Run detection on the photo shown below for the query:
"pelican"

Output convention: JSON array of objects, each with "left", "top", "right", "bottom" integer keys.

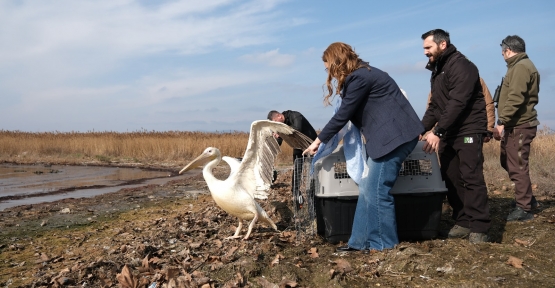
[{"left": 179, "top": 120, "right": 314, "bottom": 240}]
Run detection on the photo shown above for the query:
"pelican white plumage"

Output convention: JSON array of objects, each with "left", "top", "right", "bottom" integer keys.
[{"left": 179, "top": 120, "right": 313, "bottom": 240}]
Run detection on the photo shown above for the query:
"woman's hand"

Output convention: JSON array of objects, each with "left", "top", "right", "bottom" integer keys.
[{"left": 303, "top": 138, "right": 322, "bottom": 156}]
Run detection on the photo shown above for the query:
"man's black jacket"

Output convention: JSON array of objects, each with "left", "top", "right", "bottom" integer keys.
[
  {"left": 277, "top": 110, "right": 317, "bottom": 157},
  {"left": 421, "top": 44, "right": 487, "bottom": 137}
]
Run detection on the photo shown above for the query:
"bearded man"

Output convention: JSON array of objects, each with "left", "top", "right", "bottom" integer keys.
[{"left": 420, "top": 29, "right": 491, "bottom": 244}]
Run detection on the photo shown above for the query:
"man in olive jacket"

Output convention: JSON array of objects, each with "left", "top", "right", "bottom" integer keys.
[
  {"left": 420, "top": 29, "right": 490, "bottom": 244},
  {"left": 494, "top": 35, "right": 540, "bottom": 221}
]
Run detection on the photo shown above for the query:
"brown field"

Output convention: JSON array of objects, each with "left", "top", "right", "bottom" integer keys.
[
  {"left": 0, "top": 130, "right": 295, "bottom": 167},
  {"left": 1, "top": 129, "right": 553, "bottom": 195},
  {"left": 482, "top": 127, "right": 555, "bottom": 197}
]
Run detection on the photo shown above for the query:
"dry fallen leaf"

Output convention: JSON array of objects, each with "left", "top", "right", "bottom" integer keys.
[
  {"left": 166, "top": 268, "right": 180, "bottom": 281},
  {"left": 235, "top": 272, "right": 244, "bottom": 286},
  {"left": 308, "top": 247, "right": 319, "bottom": 258},
  {"left": 334, "top": 259, "right": 353, "bottom": 274},
  {"left": 181, "top": 273, "right": 193, "bottom": 283},
  {"left": 40, "top": 253, "right": 50, "bottom": 262},
  {"left": 192, "top": 270, "right": 205, "bottom": 279},
  {"left": 196, "top": 277, "right": 210, "bottom": 286},
  {"left": 138, "top": 255, "right": 154, "bottom": 273},
  {"left": 514, "top": 239, "right": 531, "bottom": 246},
  {"left": 257, "top": 277, "right": 278, "bottom": 288},
  {"left": 222, "top": 246, "right": 239, "bottom": 263},
  {"left": 279, "top": 231, "right": 296, "bottom": 243},
  {"left": 116, "top": 265, "right": 138, "bottom": 288},
  {"left": 329, "top": 269, "right": 336, "bottom": 279},
  {"left": 506, "top": 256, "right": 523, "bottom": 269},
  {"left": 190, "top": 242, "right": 203, "bottom": 248},
  {"left": 166, "top": 278, "right": 177, "bottom": 288},
  {"left": 271, "top": 253, "right": 285, "bottom": 267},
  {"left": 226, "top": 246, "right": 238, "bottom": 257},
  {"left": 214, "top": 239, "right": 223, "bottom": 248}
]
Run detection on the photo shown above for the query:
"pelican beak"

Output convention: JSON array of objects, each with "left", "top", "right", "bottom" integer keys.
[{"left": 179, "top": 152, "right": 215, "bottom": 174}]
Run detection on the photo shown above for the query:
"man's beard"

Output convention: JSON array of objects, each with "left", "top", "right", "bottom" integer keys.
[{"left": 428, "top": 48, "right": 444, "bottom": 63}]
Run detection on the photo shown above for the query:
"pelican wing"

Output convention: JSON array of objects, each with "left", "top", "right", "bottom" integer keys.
[
  {"left": 232, "top": 120, "right": 314, "bottom": 199},
  {"left": 276, "top": 128, "right": 314, "bottom": 150},
  {"left": 222, "top": 156, "right": 241, "bottom": 176}
]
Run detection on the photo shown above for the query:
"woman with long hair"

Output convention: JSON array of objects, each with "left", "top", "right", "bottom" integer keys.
[{"left": 304, "top": 42, "right": 424, "bottom": 251}]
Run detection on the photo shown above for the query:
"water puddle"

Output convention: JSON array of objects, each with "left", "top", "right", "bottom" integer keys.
[{"left": 0, "top": 164, "right": 190, "bottom": 211}]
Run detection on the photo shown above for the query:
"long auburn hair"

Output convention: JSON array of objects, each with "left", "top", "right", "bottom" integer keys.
[{"left": 322, "top": 42, "right": 368, "bottom": 106}]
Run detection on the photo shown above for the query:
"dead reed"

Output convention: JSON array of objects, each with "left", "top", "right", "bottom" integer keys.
[
  {"left": 0, "top": 130, "right": 294, "bottom": 166},
  {"left": 481, "top": 126, "right": 555, "bottom": 197},
  {"left": 1, "top": 129, "right": 553, "bottom": 195}
]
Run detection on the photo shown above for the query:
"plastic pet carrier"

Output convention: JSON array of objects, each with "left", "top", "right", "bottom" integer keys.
[{"left": 294, "top": 141, "right": 447, "bottom": 244}]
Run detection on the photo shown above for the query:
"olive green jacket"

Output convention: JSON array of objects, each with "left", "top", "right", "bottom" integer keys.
[{"left": 498, "top": 53, "right": 540, "bottom": 128}]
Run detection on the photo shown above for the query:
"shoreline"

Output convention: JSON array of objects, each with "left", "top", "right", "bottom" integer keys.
[{"left": 0, "top": 161, "right": 192, "bottom": 211}]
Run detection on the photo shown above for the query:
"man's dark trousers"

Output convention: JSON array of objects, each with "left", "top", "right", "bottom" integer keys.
[
  {"left": 439, "top": 134, "right": 491, "bottom": 233},
  {"left": 500, "top": 124, "right": 537, "bottom": 211},
  {"left": 292, "top": 149, "right": 304, "bottom": 194}
]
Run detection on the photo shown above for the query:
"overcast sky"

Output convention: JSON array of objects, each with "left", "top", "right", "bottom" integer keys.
[{"left": 1, "top": 0, "right": 554, "bottom": 133}]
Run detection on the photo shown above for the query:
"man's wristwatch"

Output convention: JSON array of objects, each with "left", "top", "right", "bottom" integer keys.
[{"left": 497, "top": 119, "right": 505, "bottom": 126}]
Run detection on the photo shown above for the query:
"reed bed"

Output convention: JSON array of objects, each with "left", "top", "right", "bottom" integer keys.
[
  {"left": 1, "top": 129, "right": 553, "bottom": 195},
  {"left": 478, "top": 127, "right": 554, "bottom": 197},
  {"left": 0, "top": 130, "right": 294, "bottom": 165}
]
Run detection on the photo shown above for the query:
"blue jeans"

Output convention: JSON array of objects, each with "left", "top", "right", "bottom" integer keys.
[{"left": 347, "top": 138, "right": 418, "bottom": 251}]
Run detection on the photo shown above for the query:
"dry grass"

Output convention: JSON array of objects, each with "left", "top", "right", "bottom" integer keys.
[
  {"left": 0, "top": 130, "right": 294, "bottom": 166},
  {"left": 1, "top": 129, "right": 553, "bottom": 195},
  {"left": 483, "top": 127, "right": 555, "bottom": 197}
]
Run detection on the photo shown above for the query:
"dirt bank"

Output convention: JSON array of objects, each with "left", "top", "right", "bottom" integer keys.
[{"left": 1, "top": 165, "right": 555, "bottom": 287}]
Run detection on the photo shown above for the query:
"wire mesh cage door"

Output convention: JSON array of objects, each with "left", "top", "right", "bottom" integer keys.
[
  {"left": 398, "top": 159, "right": 433, "bottom": 177},
  {"left": 292, "top": 156, "right": 316, "bottom": 242}
]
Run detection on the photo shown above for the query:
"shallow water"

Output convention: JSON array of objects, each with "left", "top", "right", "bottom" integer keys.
[{"left": 0, "top": 164, "right": 190, "bottom": 211}]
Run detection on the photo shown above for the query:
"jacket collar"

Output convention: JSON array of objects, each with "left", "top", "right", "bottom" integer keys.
[
  {"left": 425, "top": 44, "right": 457, "bottom": 72},
  {"left": 505, "top": 52, "right": 528, "bottom": 67}
]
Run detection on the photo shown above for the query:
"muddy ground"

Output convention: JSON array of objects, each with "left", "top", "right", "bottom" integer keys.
[{"left": 1, "top": 164, "right": 555, "bottom": 287}]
